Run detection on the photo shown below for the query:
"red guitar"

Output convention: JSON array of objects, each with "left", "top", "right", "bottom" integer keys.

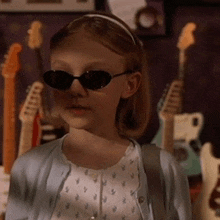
[
  {"left": 1, "top": 43, "right": 22, "bottom": 174},
  {"left": 27, "top": 20, "right": 47, "bottom": 146},
  {"left": 27, "top": 20, "right": 67, "bottom": 145}
]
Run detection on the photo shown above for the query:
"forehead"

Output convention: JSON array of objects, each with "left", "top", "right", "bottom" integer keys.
[{"left": 50, "top": 32, "right": 126, "bottom": 69}]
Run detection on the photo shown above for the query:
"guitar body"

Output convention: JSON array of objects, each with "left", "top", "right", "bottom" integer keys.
[
  {"left": 174, "top": 140, "right": 201, "bottom": 176},
  {"left": 152, "top": 112, "right": 203, "bottom": 177},
  {"left": 193, "top": 143, "right": 220, "bottom": 220}
]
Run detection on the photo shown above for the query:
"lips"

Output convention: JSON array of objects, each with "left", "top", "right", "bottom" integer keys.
[
  {"left": 65, "top": 105, "right": 91, "bottom": 115},
  {"left": 66, "top": 105, "right": 91, "bottom": 110}
]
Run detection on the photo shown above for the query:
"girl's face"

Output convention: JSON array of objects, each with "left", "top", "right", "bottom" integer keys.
[{"left": 51, "top": 32, "right": 140, "bottom": 136}]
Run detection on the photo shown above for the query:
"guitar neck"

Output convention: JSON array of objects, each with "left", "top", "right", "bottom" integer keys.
[
  {"left": 178, "top": 50, "right": 185, "bottom": 80},
  {"left": 34, "top": 48, "right": 51, "bottom": 118},
  {"left": 161, "top": 118, "right": 175, "bottom": 154},
  {"left": 178, "top": 50, "right": 186, "bottom": 112},
  {"left": 18, "top": 121, "right": 34, "bottom": 156},
  {"left": 35, "top": 48, "right": 44, "bottom": 80},
  {"left": 3, "top": 77, "right": 17, "bottom": 174}
]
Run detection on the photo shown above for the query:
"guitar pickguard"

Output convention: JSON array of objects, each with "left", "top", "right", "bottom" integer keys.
[{"left": 152, "top": 112, "right": 203, "bottom": 177}]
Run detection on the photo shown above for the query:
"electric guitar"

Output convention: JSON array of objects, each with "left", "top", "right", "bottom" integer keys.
[
  {"left": 18, "top": 81, "right": 44, "bottom": 156},
  {"left": 27, "top": 20, "right": 44, "bottom": 79},
  {"left": 27, "top": 20, "right": 64, "bottom": 145},
  {"left": 0, "top": 166, "right": 10, "bottom": 217},
  {"left": 192, "top": 142, "right": 220, "bottom": 220},
  {"left": 174, "top": 22, "right": 203, "bottom": 177},
  {"left": 1, "top": 43, "right": 22, "bottom": 174},
  {"left": 154, "top": 80, "right": 183, "bottom": 154},
  {"left": 152, "top": 22, "right": 202, "bottom": 177}
]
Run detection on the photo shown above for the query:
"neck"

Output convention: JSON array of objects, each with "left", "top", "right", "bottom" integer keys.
[
  {"left": 67, "top": 127, "right": 129, "bottom": 149},
  {"left": 62, "top": 128, "right": 130, "bottom": 169}
]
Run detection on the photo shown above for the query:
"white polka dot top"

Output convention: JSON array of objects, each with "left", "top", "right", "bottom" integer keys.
[{"left": 51, "top": 142, "right": 142, "bottom": 220}]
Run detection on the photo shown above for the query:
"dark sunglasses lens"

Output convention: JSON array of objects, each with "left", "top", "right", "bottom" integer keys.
[
  {"left": 43, "top": 70, "right": 73, "bottom": 90},
  {"left": 81, "top": 71, "right": 112, "bottom": 90}
]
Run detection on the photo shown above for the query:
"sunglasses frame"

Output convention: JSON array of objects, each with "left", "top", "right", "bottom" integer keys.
[{"left": 43, "top": 69, "right": 134, "bottom": 91}]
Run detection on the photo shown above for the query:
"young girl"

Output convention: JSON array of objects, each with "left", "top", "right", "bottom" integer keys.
[{"left": 6, "top": 12, "right": 192, "bottom": 220}]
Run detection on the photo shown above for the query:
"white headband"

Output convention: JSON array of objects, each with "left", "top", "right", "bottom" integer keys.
[{"left": 84, "top": 14, "right": 136, "bottom": 45}]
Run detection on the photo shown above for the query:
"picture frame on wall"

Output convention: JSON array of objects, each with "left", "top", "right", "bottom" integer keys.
[
  {"left": 0, "top": 0, "right": 95, "bottom": 12},
  {"left": 105, "top": 0, "right": 166, "bottom": 36}
]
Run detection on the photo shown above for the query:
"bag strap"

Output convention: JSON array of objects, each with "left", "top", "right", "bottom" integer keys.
[{"left": 141, "top": 144, "right": 166, "bottom": 220}]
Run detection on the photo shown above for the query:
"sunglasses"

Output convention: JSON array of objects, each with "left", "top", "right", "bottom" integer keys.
[{"left": 43, "top": 70, "right": 133, "bottom": 91}]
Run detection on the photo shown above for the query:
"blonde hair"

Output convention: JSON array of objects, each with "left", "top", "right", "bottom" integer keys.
[{"left": 50, "top": 12, "right": 151, "bottom": 139}]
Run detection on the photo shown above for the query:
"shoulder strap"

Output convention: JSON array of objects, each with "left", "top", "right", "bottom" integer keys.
[{"left": 141, "top": 144, "right": 166, "bottom": 220}]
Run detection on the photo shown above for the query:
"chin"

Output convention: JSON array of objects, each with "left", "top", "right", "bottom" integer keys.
[{"left": 61, "top": 115, "right": 93, "bottom": 130}]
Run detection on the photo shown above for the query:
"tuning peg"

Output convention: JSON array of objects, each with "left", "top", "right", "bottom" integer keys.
[
  {"left": 157, "top": 100, "right": 163, "bottom": 111},
  {"left": 27, "top": 29, "right": 32, "bottom": 34},
  {"left": 26, "top": 85, "right": 32, "bottom": 93}
]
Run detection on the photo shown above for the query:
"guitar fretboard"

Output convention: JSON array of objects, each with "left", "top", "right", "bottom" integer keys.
[{"left": 18, "top": 122, "right": 34, "bottom": 156}]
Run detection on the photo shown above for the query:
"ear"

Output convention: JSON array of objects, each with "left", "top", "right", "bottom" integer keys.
[{"left": 121, "top": 72, "right": 142, "bottom": 99}]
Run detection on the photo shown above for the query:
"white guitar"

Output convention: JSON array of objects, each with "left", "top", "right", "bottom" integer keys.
[
  {"left": 0, "top": 166, "right": 10, "bottom": 217},
  {"left": 192, "top": 142, "right": 220, "bottom": 220},
  {"left": 18, "top": 81, "right": 44, "bottom": 156}
]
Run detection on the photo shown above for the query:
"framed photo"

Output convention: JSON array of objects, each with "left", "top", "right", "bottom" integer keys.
[
  {"left": 0, "top": 0, "right": 95, "bottom": 12},
  {"left": 106, "top": 0, "right": 166, "bottom": 36}
]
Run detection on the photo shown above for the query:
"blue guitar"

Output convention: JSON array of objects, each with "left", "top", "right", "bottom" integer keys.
[{"left": 151, "top": 22, "right": 203, "bottom": 177}]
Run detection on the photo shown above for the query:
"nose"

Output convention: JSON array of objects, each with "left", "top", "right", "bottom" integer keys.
[{"left": 68, "top": 78, "right": 88, "bottom": 96}]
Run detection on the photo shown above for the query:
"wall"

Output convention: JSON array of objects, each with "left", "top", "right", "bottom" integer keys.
[
  {"left": 139, "top": 5, "right": 220, "bottom": 150},
  {"left": 0, "top": 3, "right": 220, "bottom": 165}
]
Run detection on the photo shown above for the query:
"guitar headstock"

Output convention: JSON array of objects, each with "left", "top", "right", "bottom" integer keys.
[
  {"left": 177, "top": 22, "right": 196, "bottom": 51},
  {"left": 158, "top": 79, "right": 184, "bottom": 121},
  {"left": 27, "top": 20, "right": 43, "bottom": 49},
  {"left": 19, "top": 81, "right": 44, "bottom": 123},
  {"left": 1, "top": 43, "right": 22, "bottom": 79}
]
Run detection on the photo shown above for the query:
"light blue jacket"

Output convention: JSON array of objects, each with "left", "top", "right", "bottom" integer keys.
[{"left": 5, "top": 136, "right": 192, "bottom": 220}]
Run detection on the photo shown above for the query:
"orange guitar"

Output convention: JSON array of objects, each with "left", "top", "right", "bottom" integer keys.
[
  {"left": 18, "top": 81, "right": 44, "bottom": 156},
  {"left": 1, "top": 43, "right": 22, "bottom": 174}
]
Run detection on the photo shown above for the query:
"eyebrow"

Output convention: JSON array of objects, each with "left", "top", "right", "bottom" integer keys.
[
  {"left": 51, "top": 60, "right": 70, "bottom": 68},
  {"left": 50, "top": 59, "right": 123, "bottom": 73}
]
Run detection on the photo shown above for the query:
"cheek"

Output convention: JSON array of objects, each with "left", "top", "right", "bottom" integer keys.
[
  {"left": 53, "top": 90, "right": 67, "bottom": 105},
  {"left": 92, "top": 90, "right": 122, "bottom": 112}
]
